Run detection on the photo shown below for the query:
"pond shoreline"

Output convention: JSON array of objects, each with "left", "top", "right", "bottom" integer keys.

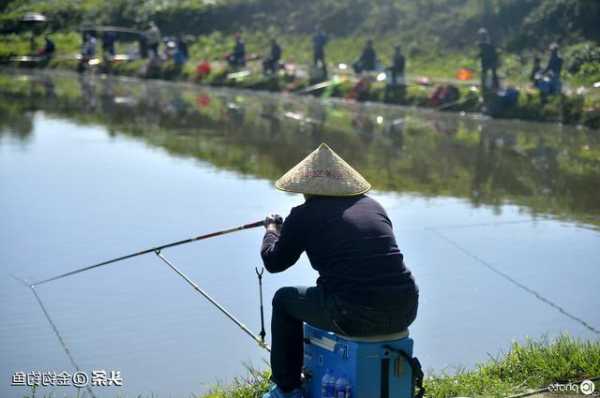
[
  {"left": 7, "top": 58, "right": 600, "bottom": 130},
  {"left": 205, "top": 334, "right": 600, "bottom": 398}
]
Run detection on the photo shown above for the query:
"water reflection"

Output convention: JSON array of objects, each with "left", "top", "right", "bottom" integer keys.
[{"left": 1, "top": 69, "right": 599, "bottom": 226}]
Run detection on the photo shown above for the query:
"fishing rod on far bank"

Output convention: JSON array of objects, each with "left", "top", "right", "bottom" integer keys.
[{"left": 18, "top": 219, "right": 273, "bottom": 352}]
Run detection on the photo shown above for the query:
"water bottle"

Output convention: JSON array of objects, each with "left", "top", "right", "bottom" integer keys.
[
  {"left": 321, "top": 369, "right": 333, "bottom": 398},
  {"left": 326, "top": 370, "right": 336, "bottom": 398},
  {"left": 344, "top": 382, "right": 352, "bottom": 398},
  {"left": 335, "top": 374, "right": 350, "bottom": 398}
]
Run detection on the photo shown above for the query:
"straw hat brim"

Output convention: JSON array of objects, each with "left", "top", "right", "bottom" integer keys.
[{"left": 275, "top": 143, "right": 371, "bottom": 197}]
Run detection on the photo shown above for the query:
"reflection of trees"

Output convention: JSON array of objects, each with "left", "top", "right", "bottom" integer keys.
[
  {"left": 0, "top": 99, "right": 34, "bottom": 142},
  {"left": 1, "top": 71, "right": 600, "bottom": 225}
]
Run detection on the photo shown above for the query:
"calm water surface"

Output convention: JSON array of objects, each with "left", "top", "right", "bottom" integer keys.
[{"left": 1, "top": 70, "right": 599, "bottom": 397}]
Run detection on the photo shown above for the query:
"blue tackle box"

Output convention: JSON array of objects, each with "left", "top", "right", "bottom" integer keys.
[{"left": 303, "top": 323, "right": 424, "bottom": 398}]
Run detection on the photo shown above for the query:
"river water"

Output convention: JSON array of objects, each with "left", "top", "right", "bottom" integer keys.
[{"left": 1, "top": 69, "right": 599, "bottom": 398}]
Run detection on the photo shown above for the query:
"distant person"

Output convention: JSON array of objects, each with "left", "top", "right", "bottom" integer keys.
[
  {"left": 172, "top": 35, "right": 188, "bottom": 68},
  {"left": 102, "top": 31, "right": 117, "bottom": 57},
  {"left": 227, "top": 33, "right": 246, "bottom": 68},
  {"left": 478, "top": 28, "right": 499, "bottom": 91},
  {"left": 389, "top": 45, "right": 405, "bottom": 85},
  {"left": 146, "top": 22, "right": 161, "bottom": 58},
  {"left": 41, "top": 35, "right": 55, "bottom": 58},
  {"left": 353, "top": 39, "right": 377, "bottom": 73},
  {"left": 81, "top": 32, "right": 96, "bottom": 58},
  {"left": 263, "top": 39, "right": 282, "bottom": 75},
  {"left": 79, "top": 32, "right": 96, "bottom": 72},
  {"left": 311, "top": 28, "right": 329, "bottom": 79},
  {"left": 312, "top": 28, "right": 328, "bottom": 67},
  {"left": 139, "top": 35, "right": 148, "bottom": 58},
  {"left": 530, "top": 56, "right": 542, "bottom": 84},
  {"left": 177, "top": 36, "right": 188, "bottom": 60},
  {"left": 385, "top": 45, "right": 406, "bottom": 102},
  {"left": 544, "top": 43, "right": 563, "bottom": 94}
]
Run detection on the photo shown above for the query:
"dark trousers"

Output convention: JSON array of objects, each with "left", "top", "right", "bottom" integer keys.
[
  {"left": 313, "top": 50, "right": 325, "bottom": 66},
  {"left": 263, "top": 58, "right": 280, "bottom": 74},
  {"left": 481, "top": 66, "right": 499, "bottom": 91},
  {"left": 270, "top": 285, "right": 418, "bottom": 391}
]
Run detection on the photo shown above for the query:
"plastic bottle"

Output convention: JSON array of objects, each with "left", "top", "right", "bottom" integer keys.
[
  {"left": 326, "top": 370, "right": 336, "bottom": 398},
  {"left": 321, "top": 369, "right": 333, "bottom": 398},
  {"left": 335, "top": 374, "right": 350, "bottom": 398},
  {"left": 344, "top": 382, "right": 352, "bottom": 398}
]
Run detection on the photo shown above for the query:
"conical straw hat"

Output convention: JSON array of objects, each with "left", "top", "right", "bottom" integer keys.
[{"left": 275, "top": 143, "right": 371, "bottom": 196}]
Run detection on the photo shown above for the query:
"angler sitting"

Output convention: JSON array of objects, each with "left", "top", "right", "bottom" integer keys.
[
  {"left": 227, "top": 33, "right": 246, "bottom": 68},
  {"left": 40, "top": 35, "right": 55, "bottom": 59},
  {"left": 260, "top": 143, "right": 419, "bottom": 398},
  {"left": 263, "top": 39, "right": 282, "bottom": 75},
  {"left": 352, "top": 39, "right": 377, "bottom": 73}
]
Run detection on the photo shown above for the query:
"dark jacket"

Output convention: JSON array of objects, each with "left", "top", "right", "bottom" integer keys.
[
  {"left": 359, "top": 46, "right": 377, "bottom": 71},
  {"left": 271, "top": 43, "right": 282, "bottom": 62},
  {"left": 544, "top": 53, "right": 563, "bottom": 77},
  {"left": 261, "top": 195, "right": 417, "bottom": 303},
  {"left": 233, "top": 40, "right": 245, "bottom": 62},
  {"left": 479, "top": 41, "right": 498, "bottom": 68},
  {"left": 392, "top": 52, "right": 405, "bottom": 74},
  {"left": 313, "top": 32, "right": 328, "bottom": 54}
]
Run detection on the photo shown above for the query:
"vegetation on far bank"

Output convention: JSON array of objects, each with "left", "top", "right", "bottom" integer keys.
[
  {"left": 1, "top": 0, "right": 599, "bottom": 84},
  {"left": 203, "top": 334, "right": 600, "bottom": 398},
  {"left": 1, "top": 1, "right": 600, "bottom": 127}
]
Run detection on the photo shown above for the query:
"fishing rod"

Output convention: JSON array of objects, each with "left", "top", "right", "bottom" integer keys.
[
  {"left": 31, "top": 220, "right": 265, "bottom": 287},
  {"left": 154, "top": 250, "right": 270, "bottom": 352}
]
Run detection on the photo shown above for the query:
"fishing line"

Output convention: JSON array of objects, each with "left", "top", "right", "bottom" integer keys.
[
  {"left": 429, "top": 219, "right": 539, "bottom": 230},
  {"left": 427, "top": 228, "right": 600, "bottom": 335},
  {"left": 11, "top": 275, "right": 97, "bottom": 398},
  {"left": 391, "top": 219, "right": 538, "bottom": 233},
  {"left": 154, "top": 250, "right": 271, "bottom": 352}
]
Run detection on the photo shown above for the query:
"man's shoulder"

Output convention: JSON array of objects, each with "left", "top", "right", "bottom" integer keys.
[{"left": 289, "top": 201, "right": 310, "bottom": 217}]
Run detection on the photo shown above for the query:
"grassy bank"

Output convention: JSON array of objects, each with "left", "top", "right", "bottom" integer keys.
[{"left": 203, "top": 334, "right": 600, "bottom": 398}]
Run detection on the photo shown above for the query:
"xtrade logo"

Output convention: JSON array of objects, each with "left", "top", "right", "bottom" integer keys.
[{"left": 548, "top": 379, "right": 596, "bottom": 395}]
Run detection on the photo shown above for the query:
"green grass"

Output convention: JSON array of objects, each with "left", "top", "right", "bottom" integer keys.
[{"left": 201, "top": 334, "right": 600, "bottom": 398}]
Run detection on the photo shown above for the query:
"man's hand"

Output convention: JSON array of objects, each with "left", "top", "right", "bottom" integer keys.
[{"left": 264, "top": 214, "right": 283, "bottom": 233}]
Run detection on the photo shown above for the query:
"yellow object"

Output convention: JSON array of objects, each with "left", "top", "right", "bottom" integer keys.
[{"left": 275, "top": 143, "right": 371, "bottom": 196}]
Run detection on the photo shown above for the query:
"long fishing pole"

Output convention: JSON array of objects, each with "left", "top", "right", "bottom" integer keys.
[
  {"left": 31, "top": 220, "right": 265, "bottom": 287},
  {"left": 154, "top": 251, "right": 271, "bottom": 352}
]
